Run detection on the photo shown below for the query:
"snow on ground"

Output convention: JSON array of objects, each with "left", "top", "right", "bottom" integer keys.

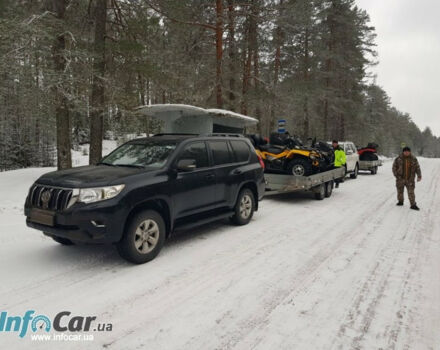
[{"left": 0, "top": 158, "right": 439, "bottom": 349}]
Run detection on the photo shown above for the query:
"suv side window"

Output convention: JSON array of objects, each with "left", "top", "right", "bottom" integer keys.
[
  {"left": 178, "top": 142, "right": 209, "bottom": 169},
  {"left": 230, "top": 140, "right": 250, "bottom": 163},
  {"left": 209, "top": 141, "right": 233, "bottom": 165}
]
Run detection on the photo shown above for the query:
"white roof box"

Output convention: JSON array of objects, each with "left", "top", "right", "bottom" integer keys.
[{"left": 135, "top": 104, "right": 258, "bottom": 134}]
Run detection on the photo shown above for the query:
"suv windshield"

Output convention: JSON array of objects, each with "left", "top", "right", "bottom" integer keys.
[{"left": 100, "top": 141, "right": 177, "bottom": 168}]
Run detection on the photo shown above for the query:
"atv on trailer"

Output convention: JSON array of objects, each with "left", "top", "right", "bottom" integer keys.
[
  {"left": 358, "top": 142, "right": 379, "bottom": 161},
  {"left": 248, "top": 133, "right": 334, "bottom": 177}
]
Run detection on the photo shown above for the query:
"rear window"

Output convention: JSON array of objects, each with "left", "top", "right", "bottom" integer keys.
[
  {"left": 230, "top": 140, "right": 250, "bottom": 162},
  {"left": 209, "top": 141, "right": 233, "bottom": 165}
]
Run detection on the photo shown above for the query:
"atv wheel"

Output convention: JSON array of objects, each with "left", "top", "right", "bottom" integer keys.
[{"left": 287, "top": 158, "right": 313, "bottom": 177}]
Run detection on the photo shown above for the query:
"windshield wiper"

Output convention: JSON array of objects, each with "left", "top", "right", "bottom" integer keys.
[
  {"left": 98, "top": 162, "right": 145, "bottom": 169},
  {"left": 113, "top": 164, "right": 146, "bottom": 169}
]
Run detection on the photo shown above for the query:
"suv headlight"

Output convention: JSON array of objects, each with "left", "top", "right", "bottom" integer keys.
[{"left": 78, "top": 185, "right": 125, "bottom": 204}]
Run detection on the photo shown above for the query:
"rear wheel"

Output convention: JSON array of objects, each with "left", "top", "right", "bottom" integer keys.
[
  {"left": 287, "top": 158, "right": 313, "bottom": 177},
  {"left": 117, "top": 210, "right": 166, "bottom": 264},
  {"left": 371, "top": 166, "right": 378, "bottom": 175},
  {"left": 350, "top": 164, "right": 359, "bottom": 179},
  {"left": 231, "top": 188, "right": 255, "bottom": 225},
  {"left": 51, "top": 236, "right": 75, "bottom": 245}
]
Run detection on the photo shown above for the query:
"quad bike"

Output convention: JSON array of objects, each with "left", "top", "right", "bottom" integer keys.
[
  {"left": 248, "top": 133, "right": 334, "bottom": 177},
  {"left": 358, "top": 142, "right": 379, "bottom": 161}
]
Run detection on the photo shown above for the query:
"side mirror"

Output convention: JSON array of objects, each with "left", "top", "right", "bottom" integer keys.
[{"left": 177, "top": 159, "right": 196, "bottom": 172}]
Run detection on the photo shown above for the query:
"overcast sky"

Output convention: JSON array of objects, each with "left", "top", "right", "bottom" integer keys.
[{"left": 356, "top": 0, "right": 440, "bottom": 136}]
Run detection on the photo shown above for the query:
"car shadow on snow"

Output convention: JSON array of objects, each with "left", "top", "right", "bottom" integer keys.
[{"left": 26, "top": 219, "right": 236, "bottom": 267}]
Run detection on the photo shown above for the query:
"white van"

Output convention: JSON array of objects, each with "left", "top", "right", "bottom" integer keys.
[{"left": 328, "top": 141, "right": 360, "bottom": 179}]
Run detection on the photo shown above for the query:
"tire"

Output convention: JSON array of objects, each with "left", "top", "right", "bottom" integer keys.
[
  {"left": 287, "top": 158, "right": 313, "bottom": 177},
  {"left": 51, "top": 236, "right": 75, "bottom": 245},
  {"left": 117, "top": 210, "right": 166, "bottom": 264},
  {"left": 314, "top": 184, "right": 326, "bottom": 200},
  {"left": 350, "top": 164, "right": 359, "bottom": 179},
  {"left": 325, "top": 181, "right": 333, "bottom": 198},
  {"left": 231, "top": 188, "right": 255, "bottom": 226}
]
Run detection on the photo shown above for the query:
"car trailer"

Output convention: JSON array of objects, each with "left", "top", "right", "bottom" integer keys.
[
  {"left": 264, "top": 167, "right": 345, "bottom": 200},
  {"left": 359, "top": 160, "right": 382, "bottom": 175}
]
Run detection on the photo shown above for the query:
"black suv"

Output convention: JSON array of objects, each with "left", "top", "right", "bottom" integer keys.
[{"left": 25, "top": 134, "right": 265, "bottom": 263}]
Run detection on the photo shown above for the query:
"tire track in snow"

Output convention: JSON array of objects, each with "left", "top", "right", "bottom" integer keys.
[{"left": 330, "top": 160, "right": 440, "bottom": 350}]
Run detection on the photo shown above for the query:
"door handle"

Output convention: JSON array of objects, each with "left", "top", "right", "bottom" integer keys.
[
  {"left": 205, "top": 174, "right": 215, "bottom": 180},
  {"left": 232, "top": 169, "right": 243, "bottom": 175}
]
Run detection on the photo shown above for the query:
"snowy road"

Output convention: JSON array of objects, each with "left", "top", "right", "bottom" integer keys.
[{"left": 1, "top": 159, "right": 439, "bottom": 349}]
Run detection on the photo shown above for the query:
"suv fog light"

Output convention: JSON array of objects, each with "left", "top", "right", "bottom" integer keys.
[{"left": 91, "top": 220, "right": 106, "bottom": 228}]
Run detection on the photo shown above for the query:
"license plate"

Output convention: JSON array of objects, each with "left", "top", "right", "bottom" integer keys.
[{"left": 29, "top": 208, "right": 55, "bottom": 227}]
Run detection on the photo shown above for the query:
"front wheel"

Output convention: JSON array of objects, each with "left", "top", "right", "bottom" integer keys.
[
  {"left": 231, "top": 188, "right": 255, "bottom": 226},
  {"left": 117, "top": 210, "right": 166, "bottom": 264},
  {"left": 287, "top": 158, "right": 313, "bottom": 177},
  {"left": 350, "top": 164, "right": 359, "bottom": 179}
]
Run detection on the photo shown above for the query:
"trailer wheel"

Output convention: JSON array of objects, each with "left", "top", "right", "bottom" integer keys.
[
  {"left": 325, "top": 181, "right": 333, "bottom": 198},
  {"left": 314, "top": 184, "right": 326, "bottom": 200}
]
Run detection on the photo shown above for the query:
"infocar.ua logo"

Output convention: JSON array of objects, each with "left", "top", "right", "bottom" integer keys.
[{"left": 0, "top": 311, "right": 51, "bottom": 338}]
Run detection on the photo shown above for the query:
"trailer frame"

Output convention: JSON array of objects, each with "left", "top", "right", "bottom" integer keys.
[{"left": 264, "top": 167, "right": 345, "bottom": 200}]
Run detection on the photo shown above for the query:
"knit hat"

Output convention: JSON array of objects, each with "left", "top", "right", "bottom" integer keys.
[{"left": 402, "top": 146, "right": 411, "bottom": 152}]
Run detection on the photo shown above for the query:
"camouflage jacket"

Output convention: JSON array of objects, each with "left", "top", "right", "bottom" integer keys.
[{"left": 392, "top": 154, "right": 421, "bottom": 182}]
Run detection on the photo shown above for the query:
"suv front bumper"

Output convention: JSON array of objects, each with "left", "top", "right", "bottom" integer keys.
[{"left": 25, "top": 199, "right": 129, "bottom": 244}]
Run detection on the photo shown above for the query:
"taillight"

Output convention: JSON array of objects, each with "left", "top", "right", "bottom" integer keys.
[{"left": 258, "top": 155, "right": 265, "bottom": 169}]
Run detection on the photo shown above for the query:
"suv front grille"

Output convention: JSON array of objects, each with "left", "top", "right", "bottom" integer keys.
[{"left": 28, "top": 185, "right": 74, "bottom": 211}]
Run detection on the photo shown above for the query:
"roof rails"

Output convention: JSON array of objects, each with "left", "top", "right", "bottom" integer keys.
[
  {"left": 201, "top": 133, "right": 245, "bottom": 138},
  {"left": 153, "top": 133, "right": 198, "bottom": 136},
  {"left": 153, "top": 133, "right": 245, "bottom": 138}
]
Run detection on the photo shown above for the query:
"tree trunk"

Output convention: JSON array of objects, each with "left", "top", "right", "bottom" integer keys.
[
  {"left": 270, "top": 0, "right": 283, "bottom": 134},
  {"left": 303, "top": 27, "right": 310, "bottom": 138},
  {"left": 227, "top": 0, "right": 236, "bottom": 111},
  {"left": 51, "top": 0, "right": 72, "bottom": 170},
  {"left": 215, "top": 0, "right": 224, "bottom": 108},
  {"left": 89, "top": 0, "right": 107, "bottom": 165}
]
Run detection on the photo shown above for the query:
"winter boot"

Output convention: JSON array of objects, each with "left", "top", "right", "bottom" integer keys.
[
  {"left": 410, "top": 204, "right": 420, "bottom": 211},
  {"left": 396, "top": 201, "right": 403, "bottom": 206}
]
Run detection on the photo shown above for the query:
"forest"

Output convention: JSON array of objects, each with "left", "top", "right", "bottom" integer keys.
[{"left": 1, "top": 0, "right": 439, "bottom": 171}]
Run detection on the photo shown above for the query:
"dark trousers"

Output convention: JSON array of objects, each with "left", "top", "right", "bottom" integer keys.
[{"left": 396, "top": 179, "right": 416, "bottom": 205}]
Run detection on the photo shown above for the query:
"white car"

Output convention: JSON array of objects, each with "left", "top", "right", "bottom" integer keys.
[{"left": 328, "top": 141, "right": 360, "bottom": 179}]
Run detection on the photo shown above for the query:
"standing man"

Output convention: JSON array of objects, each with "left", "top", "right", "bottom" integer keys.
[
  {"left": 332, "top": 140, "right": 346, "bottom": 188},
  {"left": 392, "top": 146, "right": 422, "bottom": 210}
]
